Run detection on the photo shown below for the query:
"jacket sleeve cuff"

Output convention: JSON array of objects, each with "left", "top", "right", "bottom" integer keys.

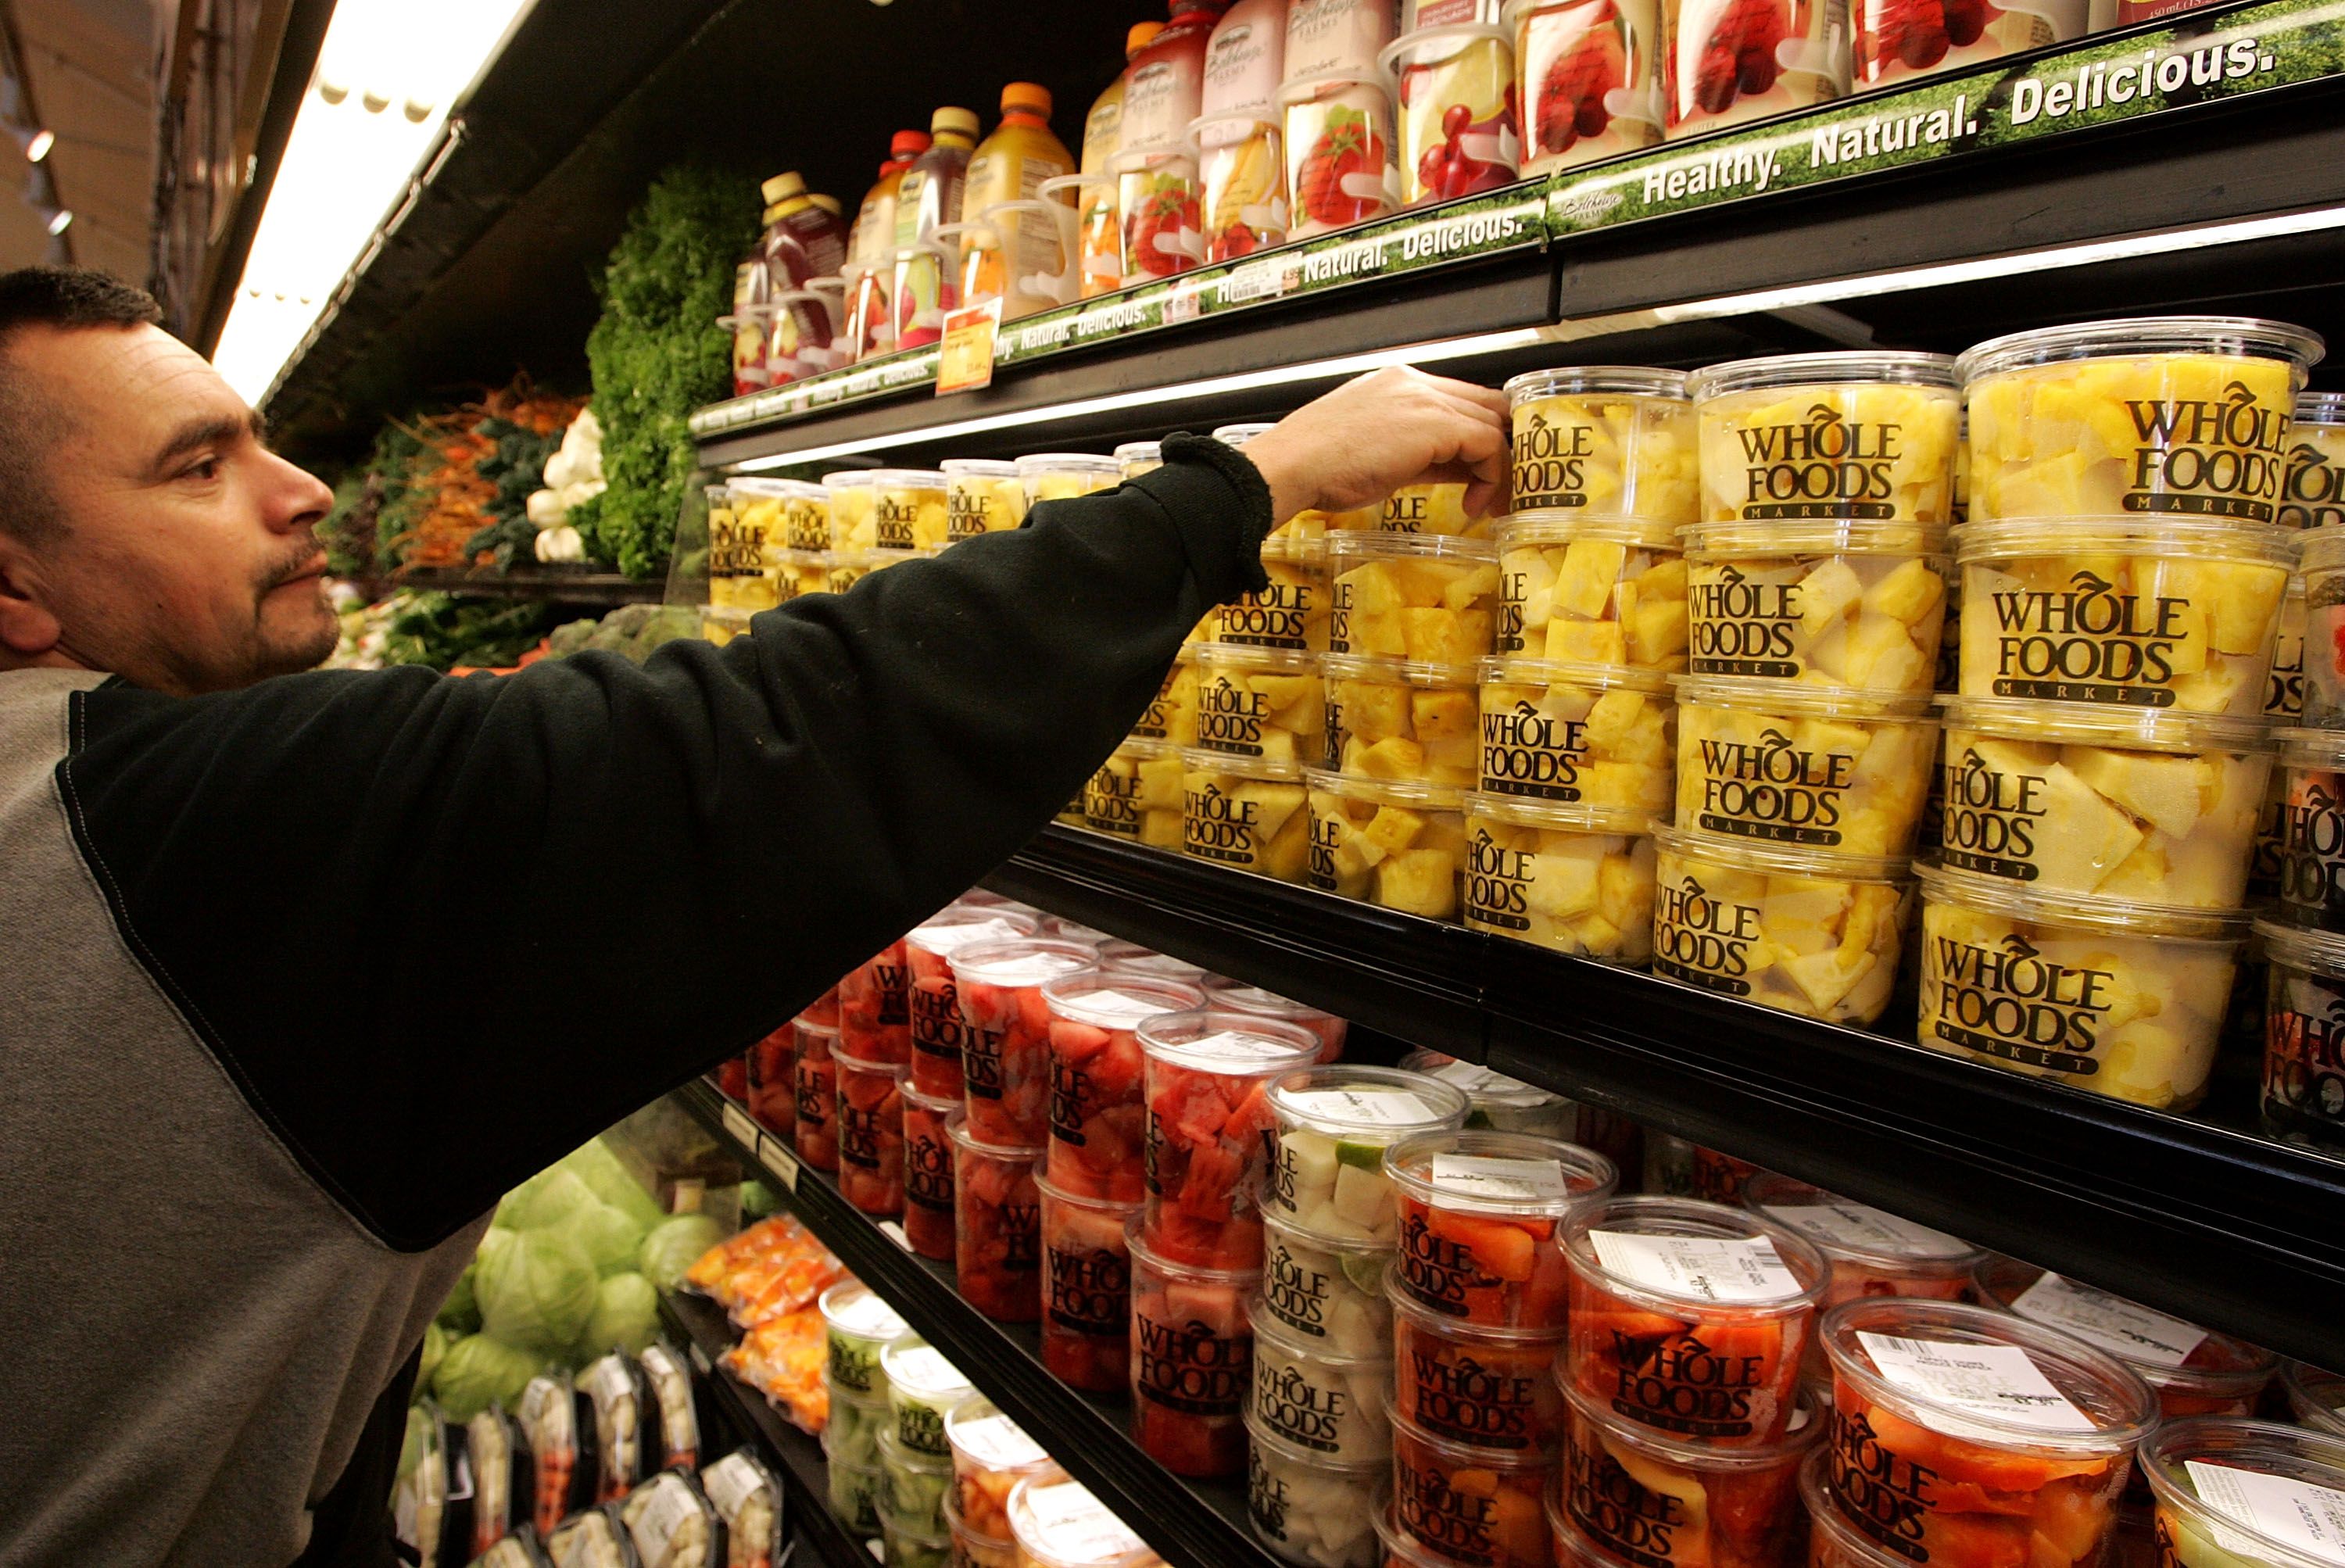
[{"left": 1144, "top": 430, "right": 1274, "bottom": 596}]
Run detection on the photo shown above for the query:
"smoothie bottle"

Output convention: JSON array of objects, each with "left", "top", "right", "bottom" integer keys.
[
  {"left": 959, "top": 84, "right": 1076, "bottom": 320},
  {"left": 765, "top": 188, "right": 848, "bottom": 376},
  {"left": 1195, "top": 0, "right": 1289, "bottom": 260},
  {"left": 847, "top": 131, "right": 928, "bottom": 362},
  {"left": 1116, "top": 0, "right": 1228, "bottom": 284},
  {"left": 725, "top": 252, "right": 768, "bottom": 397},
  {"left": 1056, "top": 22, "right": 1165, "bottom": 300},
  {"left": 1285, "top": 0, "right": 1401, "bottom": 79},
  {"left": 893, "top": 107, "right": 981, "bottom": 349}
]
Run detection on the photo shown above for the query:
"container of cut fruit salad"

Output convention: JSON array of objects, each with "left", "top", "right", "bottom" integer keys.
[
  {"left": 1247, "top": 1411, "right": 1388, "bottom": 1568},
  {"left": 1140, "top": 1009, "right": 1321, "bottom": 1270},
  {"left": 1817, "top": 1298, "right": 2159, "bottom": 1568},
  {"left": 822, "top": 1280, "right": 910, "bottom": 1400},
  {"left": 1957, "top": 317, "right": 2323, "bottom": 527},
  {"left": 1391, "top": 1280, "right": 1569, "bottom": 1451},
  {"left": 1258, "top": 1205, "right": 1395, "bottom": 1355},
  {"left": 1688, "top": 353, "right": 1960, "bottom": 530},
  {"left": 945, "top": 1398, "right": 1062, "bottom": 1545},
  {"left": 2142, "top": 1419, "right": 2345, "bottom": 1568},
  {"left": 1972, "top": 1258, "right": 2277, "bottom": 1422},
  {"left": 881, "top": 1337, "right": 979, "bottom": 1460},
  {"left": 905, "top": 908, "right": 1042, "bottom": 1100},
  {"left": 1326, "top": 531, "right": 1502, "bottom": 662},
  {"left": 952, "top": 939, "right": 1100, "bottom": 1148},
  {"left": 1385, "top": 1129, "right": 1617, "bottom": 1329},
  {"left": 952, "top": 1115, "right": 1047, "bottom": 1323},
  {"left": 1554, "top": 1380, "right": 1821, "bottom": 1568},
  {"left": 1208, "top": 543, "right": 1334, "bottom": 654},
  {"left": 944, "top": 458, "right": 1024, "bottom": 540},
  {"left": 1263, "top": 1065, "right": 1473, "bottom": 1243},
  {"left": 1015, "top": 453, "right": 1123, "bottom": 510},
  {"left": 1182, "top": 748, "right": 1316, "bottom": 882},
  {"left": 1477, "top": 659, "right": 1675, "bottom": 813},
  {"left": 1008, "top": 1477, "right": 1162, "bottom": 1568},
  {"left": 1559, "top": 1195, "right": 1829, "bottom": 1447},
  {"left": 1460, "top": 796, "right": 1656, "bottom": 963},
  {"left": 1324, "top": 653, "right": 1481, "bottom": 789},
  {"left": 1742, "top": 1175, "right": 1982, "bottom": 1312},
  {"left": 1682, "top": 523, "right": 1949, "bottom": 694},
  {"left": 1502, "top": 367, "right": 1691, "bottom": 523},
  {"left": 1305, "top": 770, "right": 1471, "bottom": 919}
]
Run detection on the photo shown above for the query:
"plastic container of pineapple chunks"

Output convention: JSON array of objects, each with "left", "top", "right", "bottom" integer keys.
[
  {"left": 1326, "top": 532, "right": 1502, "bottom": 661},
  {"left": 1957, "top": 317, "right": 2322, "bottom": 526},
  {"left": 1210, "top": 539, "right": 1333, "bottom": 654},
  {"left": 1083, "top": 739, "right": 1187, "bottom": 850},
  {"left": 943, "top": 458, "right": 1025, "bottom": 540},
  {"left": 1016, "top": 453, "right": 1122, "bottom": 511},
  {"left": 1130, "top": 651, "right": 1202, "bottom": 749},
  {"left": 1323, "top": 653, "right": 1480, "bottom": 790},
  {"left": 1304, "top": 769, "right": 1470, "bottom": 919},
  {"left": 1956, "top": 517, "right": 2296, "bottom": 719},
  {"left": 1476, "top": 660, "right": 1674, "bottom": 815},
  {"left": 1462, "top": 794, "right": 1656, "bottom": 961},
  {"left": 1649, "top": 822, "right": 1912, "bottom": 1025},
  {"left": 1180, "top": 747, "right": 1314, "bottom": 882},
  {"left": 1683, "top": 522, "right": 1949, "bottom": 693},
  {"left": 1502, "top": 367, "right": 1695, "bottom": 526},
  {"left": 2282, "top": 391, "right": 2345, "bottom": 531},
  {"left": 1194, "top": 645, "right": 1327, "bottom": 769},
  {"left": 1674, "top": 676, "right": 1938, "bottom": 857},
  {"left": 1377, "top": 481, "right": 1491, "bottom": 539},
  {"left": 824, "top": 471, "right": 877, "bottom": 550},
  {"left": 1914, "top": 861, "right": 2247, "bottom": 1109},
  {"left": 1116, "top": 441, "right": 1162, "bottom": 479},
  {"left": 1688, "top": 352, "right": 1961, "bottom": 528},
  {"left": 1935, "top": 695, "right": 2272, "bottom": 910},
  {"left": 1495, "top": 516, "right": 1688, "bottom": 670},
  {"left": 868, "top": 469, "right": 951, "bottom": 551}
]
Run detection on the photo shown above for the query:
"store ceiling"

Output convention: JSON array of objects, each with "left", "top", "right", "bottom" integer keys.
[{"left": 0, "top": 0, "right": 152, "bottom": 281}]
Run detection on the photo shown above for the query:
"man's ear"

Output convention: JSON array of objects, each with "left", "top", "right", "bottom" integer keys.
[{"left": 0, "top": 535, "right": 65, "bottom": 659}]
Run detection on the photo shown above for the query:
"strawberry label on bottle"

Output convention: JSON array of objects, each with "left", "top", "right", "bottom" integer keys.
[
  {"left": 1519, "top": 0, "right": 1664, "bottom": 175},
  {"left": 1287, "top": 94, "right": 1398, "bottom": 238}
]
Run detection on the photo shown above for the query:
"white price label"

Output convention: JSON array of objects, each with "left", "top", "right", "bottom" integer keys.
[
  {"left": 1856, "top": 1333, "right": 2093, "bottom": 1433},
  {"left": 1763, "top": 1201, "right": 1971, "bottom": 1258},
  {"left": 1287, "top": 1087, "right": 1437, "bottom": 1128},
  {"left": 2186, "top": 1462, "right": 2345, "bottom": 1566},
  {"left": 1022, "top": 1481, "right": 1147, "bottom": 1559},
  {"left": 965, "top": 952, "right": 1091, "bottom": 986},
  {"left": 953, "top": 1412, "right": 1049, "bottom": 1469},
  {"left": 1069, "top": 987, "right": 1190, "bottom": 1023},
  {"left": 888, "top": 1346, "right": 972, "bottom": 1394},
  {"left": 2010, "top": 1273, "right": 2207, "bottom": 1369},
  {"left": 702, "top": 1452, "right": 764, "bottom": 1519},
  {"left": 626, "top": 1474, "right": 702, "bottom": 1565},
  {"left": 1177, "top": 1029, "right": 1309, "bottom": 1062},
  {"left": 721, "top": 1104, "right": 760, "bottom": 1150},
  {"left": 1432, "top": 1155, "right": 1572, "bottom": 1202},
  {"left": 917, "top": 917, "right": 1028, "bottom": 954},
  {"left": 757, "top": 1136, "right": 801, "bottom": 1193},
  {"left": 1428, "top": 1059, "right": 1551, "bottom": 1106},
  {"left": 1589, "top": 1230, "right": 1804, "bottom": 1303},
  {"left": 829, "top": 1291, "right": 906, "bottom": 1338},
  {"left": 879, "top": 1221, "right": 912, "bottom": 1251}
]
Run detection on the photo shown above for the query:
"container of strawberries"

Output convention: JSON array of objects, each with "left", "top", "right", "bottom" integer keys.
[
  {"left": 954, "top": 939, "right": 1099, "bottom": 1147},
  {"left": 1044, "top": 974, "right": 1208, "bottom": 1205},
  {"left": 1140, "top": 1010, "right": 1320, "bottom": 1270},
  {"left": 841, "top": 938, "right": 915, "bottom": 1066},
  {"left": 952, "top": 1113, "right": 1047, "bottom": 1323},
  {"left": 1387, "top": 1129, "right": 1618, "bottom": 1329}
]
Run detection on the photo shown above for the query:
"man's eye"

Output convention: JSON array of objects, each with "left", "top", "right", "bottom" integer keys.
[{"left": 183, "top": 457, "right": 220, "bottom": 481}]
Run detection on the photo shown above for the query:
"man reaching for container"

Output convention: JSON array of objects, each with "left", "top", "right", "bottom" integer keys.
[{"left": 0, "top": 264, "right": 1509, "bottom": 1568}]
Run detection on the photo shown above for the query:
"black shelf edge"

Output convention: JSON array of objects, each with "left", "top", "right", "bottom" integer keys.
[
  {"left": 673, "top": 1079, "right": 1276, "bottom": 1568},
  {"left": 983, "top": 825, "right": 2345, "bottom": 1370},
  {"left": 657, "top": 1287, "right": 868, "bottom": 1568},
  {"left": 385, "top": 567, "right": 670, "bottom": 607}
]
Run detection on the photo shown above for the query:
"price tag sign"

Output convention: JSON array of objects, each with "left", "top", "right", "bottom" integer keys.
[
  {"left": 935, "top": 299, "right": 1003, "bottom": 396},
  {"left": 757, "top": 1133, "right": 801, "bottom": 1194},
  {"left": 721, "top": 1103, "right": 760, "bottom": 1154}
]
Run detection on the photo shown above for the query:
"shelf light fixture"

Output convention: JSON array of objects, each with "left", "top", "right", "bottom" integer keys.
[{"left": 209, "top": 0, "right": 537, "bottom": 405}]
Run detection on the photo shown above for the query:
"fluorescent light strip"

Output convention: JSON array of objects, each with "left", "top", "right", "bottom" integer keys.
[
  {"left": 1650, "top": 205, "right": 2345, "bottom": 324},
  {"left": 729, "top": 325, "right": 1549, "bottom": 471}
]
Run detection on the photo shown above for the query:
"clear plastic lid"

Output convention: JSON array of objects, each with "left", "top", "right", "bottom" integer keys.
[
  {"left": 1396, "top": 1050, "right": 1571, "bottom": 1112},
  {"left": 1382, "top": 1260, "right": 1573, "bottom": 1346},
  {"left": 868, "top": 468, "right": 947, "bottom": 489},
  {"left": 1957, "top": 516, "right": 2299, "bottom": 567},
  {"left": 1304, "top": 766, "right": 1469, "bottom": 815},
  {"left": 1014, "top": 453, "right": 1122, "bottom": 478},
  {"left": 1742, "top": 1172, "right": 1982, "bottom": 1272},
  {"left": 2299, "top": 528, "right": 2345, "bottom": 575},
  {"left": 1194, "top": 641, "right": 1322, "bottom": 676},
  {"left": 2142, "top": 1419, "right": 2345, "bottom": 1568},
  {"left": 878, "top": 1337, "right": 976, "bottom": 1404},
  {"left": 1561, "top": 1194, "right": 1829, "bottom": 1314},
  {"left": 1650, "top": 821, "right": 1914, "bottom": 886},
  {"left": 821, "top": 1280, "right": 909, "bottom": 1344},
  {"left": 1269, "top": 1064, "right": 1473, "bottom": 1140},
  {"left": 877, "top": 1425, "right": 956, "bottom": 1474},
  {"left": 1248, "top": 1297, "right": 1400, "bottom": 1372},
  {"left": 1971, "top": 1256, "right": 2276, "bottom": 1398},
  {"left": 2284, "top": 1362, "right": 2345, "bottom": 1437},
  {"left": 1243, "top": 1407, "right": 1392, "bottom": 1472},
  {"left": 1479, "top": 657, "right": 1674, "bottom": 696},
  {"left": 1384, "top": 1128, "right": 1617, "bottom": 1219},
  {"left": 1821, "top": 1298, "right": 2161, "bottom": 1453},
  {"left": 948, "top": 937, "right": 1099, "bottom": 990},
  {"left": 1391, "top": 1410, "right": 1558, "bottom": 1473},
  {"left": 1114, "top": 441, "right": 1162, "bottom": 466},
  {"left": 1007, "top": 1477, "right": 1158, "bottom": 1568},
  {"left": 2297, "top": 391, "right": 2345, "bottom": 426},
  {"left": 1041, "top": 916, "right": 1111, "bottom": 946},
  {"left": 1123, "top": 1208, "right": 1264, "bottom": 1287},
  {"left": 1109, "top": 736, "right": 1175, "bottom": 764},
  {"left": 904, "top": 908, "right": 1041, "bottom": 960},
  {"left": 2255, "top": 917, "right": 2345, "bottom": 982},
  {"left": 1683, "top": 519, "right": 1948, "bottom": 556},
  {"left": 1955, "top": 317, "right": 2326, "bottom": 384},
  {"left": 1464, "top": 789, "right": 1652, "bottom": 837},
  {"left": 1201, "top": 978, "right": 1339, "bottom": 1024},
  {"left": 731, "top": 477, "right": 825, "bottom": 499},
  {"left": 949, "top": 1110, "right": 1047, "bottom": 1162},
  {"left": 1094, "top": 940, "right": 1212, "bottom": 986},
  {"left": 1037, "top": 974, "right": 1207, "bottom": 1030},
  {"left": 1942, "top": 695, "right": 2274, "bottom": 755},
  {"left": 1688, "top": 351, "right": 1960, "bottom": 400},
  {"left": 1502, "top": 366, "right": 1690, "bottom": 403},
  {"left": 943, "top": 458, "right": 1018, "bottom": 477},
  {"left": 944, "top": 1397, "right": 1054, "bottom": 1474},
  {"left": 903, "top": 1082, "right": 963, "bottom": 1115},
  {"left": 1496, "top": 513, "right": 1681, "bottom": 550},
  {"left": 1261, "top": 1201, "right": 1394, "bottom": 1260},
  {"left": 1320, "top": 650, "right": 1481, "bottom": 688},
  {"left": 1179, "top": 744, "right": 1306, "bottom": 783},
  {"left": 1560, "top": 1377, "right": 1825, "bottom": 1471},
  {"left": 1916, "top": 861, "right": 2253, "bottom": 943},
  {"left": 1326, "top": 530, "right": 1500, "bottom": 565},
  {"left": 1378, "top": 23, "right": 1513, "bottom": 84},
  {"left": 1674, "top": 674, "right": 1935, "bottom": 721},
  {"left": 822, "top": 471, "right": 875, "bottom": 491},
  {"left": 1213, "top": 422, "right": 1277, "bottom": 446},
  {"left": 1136, "top": 1008, "right": 1319, "bottom": 1072}
]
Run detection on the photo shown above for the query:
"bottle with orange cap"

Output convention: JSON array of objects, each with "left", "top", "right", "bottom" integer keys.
[
  {"left": 843, "top": 131, "right": 930, "bottom": 363},
  {"left": 958, "top": 83, "right": 1076, "bottom": 320},
  {"left": 892, "top": 106, "right": 982, "bottom": 349},
  {"left": 1076, "top": 22, "right": 1165, "bottom": 299}
]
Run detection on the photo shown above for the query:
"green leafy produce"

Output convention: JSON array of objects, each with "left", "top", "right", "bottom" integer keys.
[
  {"left": 580, "top": 164, "right": 756, "bottom": 579},
  {"left": 560, "top": 1139, "right": 666, "bottom": 1233},
  {"left": 740, "top": 1180, "right": 782, "bottom": 1220},
  {"left": 475, "top": 1230, "right": 599, "bottom": 1358},
  {"left": 436, "top": 1259, "right": 481, "bottom": 1335},
  {"left": 638, "top": 1213, "right": 725, "bottom": 1292},
  {"left": 569, "top": 1197, "right": 648, "bottom": 1279},
  {"left": 497, "top": 1168, "right": 603, "bottom": 1233},
  {"left": 375, "top": 592, "right": 555, "bottom": 672},
  {"left": 417, "top": 1322, "right": 449, "bottom": 1399},
  {"left": 582, "top": 1273, "right": 662, "bottom": 1359},
  {"left": 432, "top": 1333, "right": 547, "bottom": 1423}
]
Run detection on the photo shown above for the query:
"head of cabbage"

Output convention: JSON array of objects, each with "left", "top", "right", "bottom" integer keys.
[
  {"left": 637, "top": 1213, "right": 724, "bottom": 1293},
  {"left": 431, "top": 1333, "right": 546, "bottom": 1423},
  {"left": 414, "top": 1322, "right": 448, "bottom": 1402},
  {"left": 475, "top": 1229, "right": 598, "bottom": 1359},
  {"left": 582, "top": 1273, "right": 661, "bottom": 1359}
]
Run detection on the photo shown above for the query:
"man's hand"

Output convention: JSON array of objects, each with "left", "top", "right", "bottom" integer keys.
[{"left": 1241, "top": 367, "right": 1512, "bottom": 525}]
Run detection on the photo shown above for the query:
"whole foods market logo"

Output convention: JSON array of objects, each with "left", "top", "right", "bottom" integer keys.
[
  {"left": 1136, "top": 1315, "right": 1248, "bottom": 1414},
  {"left": 2280, "top": 439, "right": 2345, "bottom": 529},
  {"left": 1306, "top": 806, "right": 1342, "bottom": 892},
  {"left": 2265, "top": 994, "right": 2345, "bottom": 1125},
  {"left": 1184, "top": 780, "right": 1262, "bottom": 863},
  {"left": 1928, "top": 932, "right": 2111, "bottom": 1073},
  {"left": 1694, "top": 725, "right": 1853, "bottom": 845},
  {"left": 1047, "top": 1242, "right": 1128, "bottom": 1331},
  {"left": 947, "top": 487, "right": 996, "bottom": 539},
  {"left": 875, "top": 494, "right": 921, "bottom": 549},
  {"left": 1985, "top": 570, "right": 2193, "bottom": 706},
  {"left": 1262, "top": 1243, "right": 1331, "bottom": 1332},
  {"left": 907, "top": 1123, "right": 952, "bottom": 1209},
  {"left": 1939, "top": 746, "right": 2048, "bottom": 879},
  {"left": 1224, "top": 575, "right": 1312, "bottom": 647},
  {"left": 2121, "top": 381, "right": 2288, "bottom": 520},
  {"left": 1464, "top": 826, "right": 1534, "bottom": 931},
  {"left": 1248, "top": 1448, "right": 1291, "bottom": 1539},
  {"left": 1688, "top": 564, "right": 1799, "bottom": 677},
  {"left": 1513, "top": 409, "right": 1595, "bottom": 509},
  {"left": 1083, "top": 763, "right": 1142, "bottom": 834},
  {"left": 1731, "top": 404, "right": 1903, "bottom": 519},
  {"left": 1198, "top": 675, "right": 1272, "bottom": 753},
  {"left": 1831, "top": 1406, "right": 1936, "bottom": 1560},
  {"left": 1481, "top": 699, "right": 1585, "bottom": 800},
  {"left": 1405, "top": 1341, "right": 1538, "bottom": 1445},
  {"left": 2279, "top": 779, "right": 2345, "bottom": 915},
  {"left": 1566, "top": 1436, "right": 1686, "bottom": 1568},
  {"left": 1253, "top": 1356, "right": 1351, "bottom": 1451},
  {"left": 1601, "top": 1323, "right": 1763, "bottom": 1437},
  {"left": 1651, "top": 874, "right": 1760, "bottom": 993},
  {"left": 1396, "top": 1447, "right": 1498, "bottom": 1559}
]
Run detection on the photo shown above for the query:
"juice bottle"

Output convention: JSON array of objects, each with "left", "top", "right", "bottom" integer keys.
[
  {"left": 1196, "top": 0, "right": 1288, "bottom": 261},
  {"left": 727, "top": 249, "right": 768, "bottom": 396},
  {"left": 761, "top": 174, "right": 852, "bottom": 371},
  {"left": 1063, "top": 22, "right": 1165, "bottom": 299},
  {"left": 1286, "top": 0, "right": 1400, "bottom": 79},
  {"left": 958, "top": 83, "right": 1076, "bottom": 320},
  {"left": 1117, "top": 0, "right": 1227, "bottom": 283},
  {"left": 845, "top": 130, "right": 929, "bottom": 362},
  {"left": 893, "top": 107, "right": 981, "bottom": 349}
]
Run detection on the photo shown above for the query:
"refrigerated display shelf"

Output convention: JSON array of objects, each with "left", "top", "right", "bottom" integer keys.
[
  {"left": 981, "top": 825, "right": 2345, "bottom": 1370},
  {"left": 671, "top": 1078, "right": 1279, "bottom": 1568},
  {"left": 658, "top": 1287, "right": 871, "bottom": 1568},
  {"left": 387, "top": 567, "right": 668, "bottom": 607}
]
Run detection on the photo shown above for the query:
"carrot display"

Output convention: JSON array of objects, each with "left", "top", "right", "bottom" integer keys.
[
  {"left": 1141, "top": 1011, "right": 1320, "bottom": 1269},
  {"left": 1045, "top": 975, "right": 1208, "bottom": 1203},
  {"left": 1387, "top": 1130, "right": 1618, "bottom": 1329}
]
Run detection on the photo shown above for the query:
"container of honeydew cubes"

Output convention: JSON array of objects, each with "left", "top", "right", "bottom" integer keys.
[
  {"left": 1326, "top": 532, "right": 1501, "bottom": 663},
  {"left": 2143, "top": 1419, "right": 2345, "bottom": 1568},
  {"left": 1682, "top": 521, "right": 1949, "bottom": 694},
  {"left": 1914, "top": 862, "right": 2249, "bottom": 1110},
  {"left": 879, "top": 1425, "right": 956, "bottom": 1538},
  {"left": 1258, "top": 1205, "right": 1394, "bottom": 1356},
  {"left": 1673, "top": 676, "right": 1939, "bottom": 857},
  {"left": 1502, "top": 366, "right": 1695, "bottom": 527},
  {"left": 944, "top": 458, "right": 1025, "bottom": 539},
  {"left": 1262, "top": 1065, "right": 1471, "bottom": 1244},
  {"left": 2282, "top": 391, "right": 2345, "bottom": 530},
  {"left": 821, "top": 1280, "right": 909, "bottom": 1399},
  {"left": 1957, "top": 517, "right": 2295, "bottom": 720},
  {"left": 879, "top": 1494, "right": 955, "bottom": 1568},
  {"left": 1934, "top": 696, "right": 2272, "bottom": 911},
  {"left": 1304, "top": 770, "right": 1470, "bottom": 919},
  {"left": 1494, "top": 516, "right": 1688, "bottom": 671},
  {"left": 1015, "top": 453, "right": 1122, "bottom": 511},
  {"left": 1245, "top": 1411, "right": 1387, "bottom": 1568},
  {"left": 1688, "top": 351, "right": 1960, "bottom": 528},
  {"left": 880, "top": 1337, "right": 976, "bottom": 1459},
  {"left": 1957, "top": 317, "right": 2322, "bottom": 526}
]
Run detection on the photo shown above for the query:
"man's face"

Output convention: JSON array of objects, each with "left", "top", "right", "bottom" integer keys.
[{"left": 0, "top": 322, "right": 338, "bottom": 695}]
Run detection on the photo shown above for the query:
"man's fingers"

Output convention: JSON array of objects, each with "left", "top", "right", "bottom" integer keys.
[{"left": 1416, "top": 372, "right": 1512, "bottom": 419}]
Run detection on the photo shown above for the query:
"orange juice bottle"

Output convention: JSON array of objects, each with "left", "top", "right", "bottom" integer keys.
[
  {"left": 845, "top": 131, "right": 929, "bottom": 361},
  {"left": 892, "top": 107, "right": 981, "bottom": 349},
  {"left": 960, "top": 83, "right": 1076, "bottom": 319},
  {"left": 1073, "top": 22, "right": 1165, "bottom": 299}
]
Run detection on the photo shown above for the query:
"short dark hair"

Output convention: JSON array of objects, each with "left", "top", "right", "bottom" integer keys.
[{"left": 0, "top": 267, "right": 166, "bottom": 546}]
